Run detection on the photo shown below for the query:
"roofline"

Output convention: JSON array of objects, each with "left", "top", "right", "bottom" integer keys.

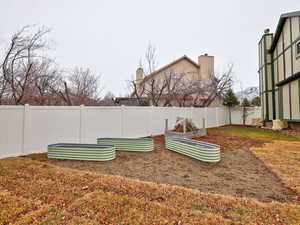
[
  {"left": 269, "top": 10, "right": 300, "bottom": 52},
  {"left": 115, "top": 97, "right": 148, "bottom": 100},
  {"left": 141, "top": 55, "right": 199, "bottom": 84},
  {"left": 258, "top": 33, "right": 273, "bottom": 45}
]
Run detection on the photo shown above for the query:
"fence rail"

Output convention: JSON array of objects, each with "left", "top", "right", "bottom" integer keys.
[{"left": 0, "top": 105, "right": 261, "bottom": 159}]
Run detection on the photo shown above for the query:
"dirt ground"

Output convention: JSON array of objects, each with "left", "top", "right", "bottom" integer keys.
[{"left": 25, "top": 132, "right": 297, "bottom": 203}]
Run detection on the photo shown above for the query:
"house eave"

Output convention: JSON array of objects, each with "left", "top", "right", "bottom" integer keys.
[
  {"left": 269, "top": 10, "right": 300, "bottom": 53},
  {"left": 140, "top": 55, "right": 199, "bottom": 84}
]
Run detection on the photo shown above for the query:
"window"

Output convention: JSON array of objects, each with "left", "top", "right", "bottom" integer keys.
[{"left": 296, "top": 41, "right": 300, "bottom": 59}]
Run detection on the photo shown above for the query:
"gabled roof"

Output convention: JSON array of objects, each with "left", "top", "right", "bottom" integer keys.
[
  {"left": 269, "top": 10, "right": 300, "bottom": 52},
  {"left": 141, "top": 55, "right": 199, "bottom": 84}
]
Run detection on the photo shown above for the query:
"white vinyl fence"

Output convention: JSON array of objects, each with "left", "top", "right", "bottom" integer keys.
[
  {"left": 231, "top": 107, "right": 262, "bottom": 125},
  {"left": 0, "top": 105, "right": 261, "bottom": 158}
]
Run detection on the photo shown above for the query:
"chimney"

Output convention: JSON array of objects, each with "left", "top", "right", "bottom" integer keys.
[
  {"left": 136, "top": 67, "right": 144, "bottom": 84},
  {"left": 198, "top": 54, "right": 214, "bottom": 80},
  {"left": 264, "top": 28, "right": 270, "bottom": 34}
]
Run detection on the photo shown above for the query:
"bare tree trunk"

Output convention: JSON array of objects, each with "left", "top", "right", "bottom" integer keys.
[
  {"left": 242, "top": 106, "right": 246, "bottom": 125},
  {"left": 229, "top": 107, "right": 232, "bottom": 125},
  {"left": 63, "top": 81, "right": 73, "bottom": 105}
]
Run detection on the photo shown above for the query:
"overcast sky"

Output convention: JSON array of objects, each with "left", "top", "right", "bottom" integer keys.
[{"left": 0, "top": 1, "right": 299, "bottom": 96}]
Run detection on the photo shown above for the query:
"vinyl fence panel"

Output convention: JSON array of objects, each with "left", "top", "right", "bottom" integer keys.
[
  {"left": 0, "top": 105, "right": 261, "bottom": 158},
  {"left": 83, "top": 106, "right": 122, "bottom": 143},
  {"left": 0, "top": 106, "right": 24, "bottom": 158}
]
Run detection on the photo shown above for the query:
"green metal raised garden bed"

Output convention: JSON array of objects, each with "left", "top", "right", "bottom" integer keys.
[
  {"left": 47, "top": 143, "right": 116, "bottom": 161},
  {"left": 165, "top": 136, "right": 220, "bottom": 163},
  {"left": 97, "top": 138, "right": 154, "bottom": 152}
]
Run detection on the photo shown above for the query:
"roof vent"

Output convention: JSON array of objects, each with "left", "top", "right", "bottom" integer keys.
[
  {"left": 264, "top": 28, "right": 270, "bottom": 34},
  {"left": 204, "top": 53, "right": 208, "bottom": 56}
]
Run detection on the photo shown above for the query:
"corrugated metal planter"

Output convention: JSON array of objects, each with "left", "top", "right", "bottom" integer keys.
[
  {"left": 97, "top": 138, "right": 154, "bottom": 152},
  {"left": 166, "top": 136, "right": 220, "bottom": 163},
  {"left": 48, "top": 143, "right": 116, "bottom": 161}
]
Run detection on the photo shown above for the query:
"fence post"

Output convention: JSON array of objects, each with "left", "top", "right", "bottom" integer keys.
[
  {"left": 227, "top": 106, "right": 230, "bottom": 125},
  {"left": 120, "top": 105, "right": 125, "bottom": 137},
  {"left": 150, "top": 105, "right": 154, "bottom": 136},
  {"left": 204, "top": 107, "right": 207, "bottom": 128},
  {"left": 165, "top": 119, "right": 168, "bottom": 134},
  {"left": 172, "top": 106, "right": 176, "bottom": 129},
  {"left": 216, "top": 107, "right": 219, "bottom": 127},
  {"left": 22, "top": 104, "right": 30, "bottom": 154},
  {"left": 79, "top": 105, "right": 84, "bottom": 143}
]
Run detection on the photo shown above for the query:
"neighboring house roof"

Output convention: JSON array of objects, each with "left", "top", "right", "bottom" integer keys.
[
  {"left": 141, "top": 55, "right": 199, "bottom": 84},
  {"left": 269, "top": 10, "right": 300, "bottom": 52},
  {"left": 115, "top": 97, "right": 149, "bottom": 106}
]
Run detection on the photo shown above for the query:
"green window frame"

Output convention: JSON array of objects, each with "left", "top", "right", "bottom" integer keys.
[{"left": 296, "top": 40, "right": 300, "bottom": 59}]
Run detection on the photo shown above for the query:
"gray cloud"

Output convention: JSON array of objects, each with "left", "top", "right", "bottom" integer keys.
[{"left": 0, "top": 0, "right": 299, "bottom": 96}]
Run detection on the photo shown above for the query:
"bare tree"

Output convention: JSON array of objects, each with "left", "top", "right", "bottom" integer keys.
[
  {"left": 130, "top": 64, "right": 234, "bottom": 107},
  {"left": 0, "top": 72, "right": 9, "bottom": 104},
  {"left": 31, "top": 59, "right": 62, "bottom": 105},
  {"left": 0, "top": 25, "right": 50, "bottom": 104},
  {"left": 161, "top": 65, "right": 234, "bottom": 108},
  {"left": 0, "top": 25, "right": 106, "bottom": 106},
  {"left": 129, "top": 43, "right": 166, "bottom": 106},
  {"left": 130, "top": 71, "right": 177, "bottom": 106},
  {"left": 144, "top": 43, "right": 157, "bottom": 75},
  {"left": 61, "top": 67, "right": 102, "bottom": 105},
  {"left": 129, "top": 43, "right": 234, "bottom": 107},
  {"left": 168, "top": 72, "right": 199, "bottom": 107},
  {"left": 192, "top": 64, "right": 234, "bottom": 107},
  {"left": 99, "top": 91, "right": 115, "bottom": 106},
  {"left": 238, "top": 86, "right": 259, "bottom": 125},
  {"left": 129, "top": 77, "right": 146, "bottom": 105},
  {"left": 129, "top": 43, "right": 190, "bottom": 106},
  {"left": 146, "top": 75, "right": 169, "bottom": 106}
]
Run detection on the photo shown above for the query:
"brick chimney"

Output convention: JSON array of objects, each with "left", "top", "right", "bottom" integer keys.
[
  {"left": 198, "top": 54, "right": 214, "bottom": 80},
  {"left": 136, "top": 67, "right": 144, "bottom": 86}
]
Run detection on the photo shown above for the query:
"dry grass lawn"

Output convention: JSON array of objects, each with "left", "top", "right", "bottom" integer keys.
[
  {"left": 27, "top": 134, "right": 297, "bottom": 203},
  {"left": 251, "top": 141, "right": 300, "bottom": 195},
  {"left": 1, "top": 157, "right": 300, "bottom": 225},
  {"left": 208, "top": 126, "right": 300, "bottom": 196},
  {"left": 2, "top": 126, "right": 300, "bottom": 224}
]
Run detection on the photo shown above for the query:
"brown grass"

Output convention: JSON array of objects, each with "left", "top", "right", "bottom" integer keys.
[
  {"left": 0, "top": 190, "right": 38, "bottom": 225},
  {"left": 25, "top": 135, "right": 296, "bottom": 203},
  {"left": 251, "top": 141, "right": 300, "bottom": 196},
  {"left": 1, "top": 157, "right": 300, "bottom": 225}
]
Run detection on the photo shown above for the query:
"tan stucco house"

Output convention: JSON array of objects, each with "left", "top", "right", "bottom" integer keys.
[
  {"left": 133, "top": 54, "right": 223, "bottom": 107},
  {"left": 259, "top": 10, "right": 300, "bottom": 126}
]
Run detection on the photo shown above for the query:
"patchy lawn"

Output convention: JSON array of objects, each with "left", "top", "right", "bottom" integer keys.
[
  {"left": 251, "top": 141, "right": 300, "bottom": 195},
  {"left": 209, "top": 126, "right": 300, "bottom": 142},
  {"left": 26, "top": 134, "right": 296, "bottom": 203},
  {"left": 1, "top": 157, "right": 300, "bottom": 225},
  {"left": 208, "top": 126, "right": 300, "bottom": 200},
  {"left": 2, "top": 125, "right": 300, "bottom": 224}
]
